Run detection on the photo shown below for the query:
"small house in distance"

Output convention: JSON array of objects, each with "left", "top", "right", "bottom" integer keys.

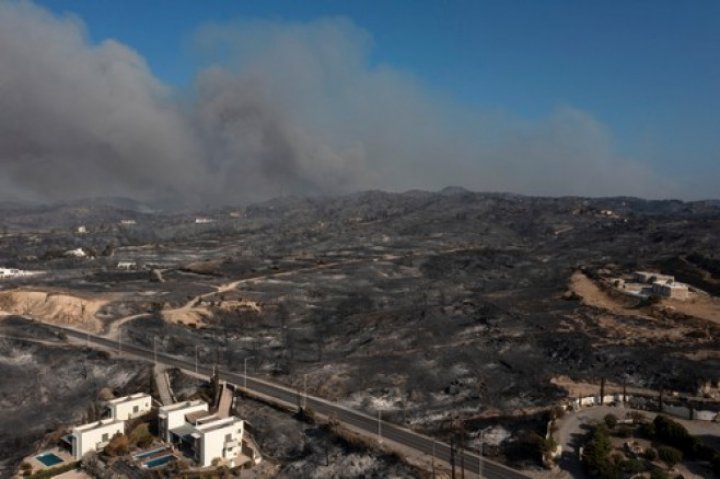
[
  {"left": 652, "top": 280, "right": 689, "bottom": 300},
  {"left": 116, "top": 261, "right": 136, "bottom": 270},
  {"left": 105, "top": 393, "right": 152, "bottom": 421},
  {"left": 634, "top": 271, "right": 689, "bottom": 300}
]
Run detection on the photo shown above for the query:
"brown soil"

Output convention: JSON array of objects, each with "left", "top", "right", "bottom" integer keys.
[{"left": 0, "top": 289, "right": 113, "bottom": 332}]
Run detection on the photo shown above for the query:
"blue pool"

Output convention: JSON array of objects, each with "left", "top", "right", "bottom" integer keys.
[
  {"left": 143, "top": 454, "right": 175, "bottom": 469},
  {"left": 36, "top": 452, "right": 63, "bottom": 467},
  {"left": 134, "top": 446, "right": 168, "bottom": 460}
]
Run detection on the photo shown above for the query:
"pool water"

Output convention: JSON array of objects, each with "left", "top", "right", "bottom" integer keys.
[
  {"left": 143, "top": 454, "right": 175, "bottom": 469},
  {"left": 134, "top": 446, "right": 167, "bottom": 460},
  {"left": 36, "top": 453, "right": 63, "bottom": 467}
]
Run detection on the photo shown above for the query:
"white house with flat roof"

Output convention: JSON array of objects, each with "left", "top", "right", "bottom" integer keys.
[
  {"left": 157, "top": 400, "right": 209, "bottom": 442},
  {"left": 69, "top": 419, "right": 125, "bottom": 460},
  {"left": 191, "top": 416, "right": 244, "bottom": 467},
  {"left": 106, "top": 393, "right": 152, "bottom": 421}
]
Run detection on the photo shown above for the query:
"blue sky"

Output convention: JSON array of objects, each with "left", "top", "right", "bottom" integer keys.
[{"left": 5, "top": 1, "right": 719, "bottom": 201}]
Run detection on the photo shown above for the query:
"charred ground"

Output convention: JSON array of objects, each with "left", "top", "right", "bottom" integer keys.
[{"left": 1, "top": 190, "right": 720, "bottom": 473}]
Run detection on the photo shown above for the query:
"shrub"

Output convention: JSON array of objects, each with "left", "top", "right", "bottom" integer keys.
[
  {"left": 129, "top": 423, "right": 153, "bottom": 448},
  {"left": 104, "top": 433, "right": 129, "bottom": 456},
  {"left": 615, "top": 425, "right": 633, "bottom": 438},
  {"left": 619, "top": 458, "right": 646, "bottom": 474},
  {"left": 657, "top": 445, "right": 682, "bottom": 469},
  {"left": 653, "top": 416, "right": 692, "bottom": 452},
  {"left": 604, "top": 414, "right": 618, "bottom": 429},
  {"left": 645, "top": 447, "right": 658, "bottom": 461}
]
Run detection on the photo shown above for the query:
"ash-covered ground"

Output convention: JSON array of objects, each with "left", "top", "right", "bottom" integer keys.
[
  {"left": 0, "top": 317, "right": 152, "bottom": 472},
  {"left": 2, "top": 190, "right": 720, "bottom": 472}
]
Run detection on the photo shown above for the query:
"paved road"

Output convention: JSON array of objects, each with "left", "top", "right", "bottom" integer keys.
[{"left": 52, "top": 324, "right": 530, "bottom": 479}]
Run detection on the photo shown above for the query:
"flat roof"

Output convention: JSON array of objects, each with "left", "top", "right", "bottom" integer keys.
[
  {"left": 194, "top": 417, "right": 242, "bottom": 435},
  {"left": 106, "top": 393, "right": 151, "bottom": 405},
  {"left": 158, "top": 400, "right": 207, "bottom": 413},
  {"left": 170, "top": 423, "right": 198, "bottom": 438},
  {"left": 73, "top": 419, "right": 124, "bottom": 434},
  {"left": 186, "top": 411, "right": 215, "bottom": 424}
]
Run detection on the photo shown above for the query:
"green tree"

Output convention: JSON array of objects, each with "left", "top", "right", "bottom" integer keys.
[
  {"left": 657, "top": 445, "right": 682, "bottom": 469},
  {"left": 604, "top": 414, "right": 618, "bottom": 429}
]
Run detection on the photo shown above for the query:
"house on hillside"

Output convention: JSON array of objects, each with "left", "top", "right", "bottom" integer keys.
[
  {"left": 158, "top": 400, "right": 258, "bottom": 467},
  {"left": 105, "top": 393, "right": 152, "bottom": 421},
  {"left": 67, "top": 419, "right": 125, "bottom": 460},
  {"left": 116, "top": 261, "right": 136, "bottom": 270}
]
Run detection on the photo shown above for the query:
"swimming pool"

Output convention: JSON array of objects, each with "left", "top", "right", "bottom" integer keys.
[
  {"left": 35, "top": 452, "right": 63, "bottom": 467},
  {"left": 133, "top": 446, "right": 168, "bottom": 460},
  {"left": 142, "top": 454, "right": 175, "bottom": 469}
]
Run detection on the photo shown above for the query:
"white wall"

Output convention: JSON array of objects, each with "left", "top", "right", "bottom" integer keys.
[
  {"left": 158, "top": 402, "right": 208, "bottom": 441},
  {"left": 110, "top": 394, "right": 152, "bottom": 421},
  {"left": 198, "top": 419, "right": 244, "bottom": 467},
  {"left": 72, "top": 420, "right": 125, "bottom": 460}
]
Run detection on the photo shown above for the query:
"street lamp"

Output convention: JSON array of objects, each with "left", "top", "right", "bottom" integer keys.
[
  {"left": 377, "top": 409, "right": 383, "bottom": 444},
  {"left": 153, "top": 336, "right": 157, "bottom": 364},
  {"left": 303, "top": 374, "right": 308, "bottom": 410},
  {"left": 244, "top": 356, "right": 254, "bottom": 390},
  {"left": 195, "top": 345, "right": 199, "bottom": 374}
]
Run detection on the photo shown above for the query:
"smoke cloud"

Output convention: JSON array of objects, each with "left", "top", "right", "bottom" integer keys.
[{"left": 0, "top": 2, "right": 682, "bottom": 205}]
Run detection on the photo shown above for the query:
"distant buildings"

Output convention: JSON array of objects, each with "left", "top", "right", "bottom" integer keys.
[
  {"left": 0, "top": 267, "right": 40, "bottom": 279},
  {"left": 120, "top": 219, "right": 136, "bottom": 225},
  {"left": 634, "top": 271, "right": 689, "bottom": 300},
  {"left": 195, "top": 217, "right": 214, "bottom": 224},
  {"left": 116, "top": 261, "right": 137, "bottom": 270},
  {"left": 76, "top": 226, "right": 88, "bottom": 234}
]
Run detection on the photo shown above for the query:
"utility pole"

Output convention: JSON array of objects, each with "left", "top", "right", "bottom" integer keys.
[
  {"left": 460, "top": 419, "right": 466, "bottom": 479},
  {"left": 431, "top": 440, "right": 436, "bottom": 478},
  {"left": 303, "top": 374, "right": 308, "bottom": 410},
  {"left": 377, "top": 409, "right": 383, "bottom": 444},
  {"left": 118, "top": 330, "right": 122, "bottom": 356},
  {"left": 450, "top": 437, "right": 456, "bottom": 479},
  {"left": 195, "top": 345, "right": 199, "bottom": 374},
  {"left": 153, "top": 336, "right": 157, "bottom": 364},
  {"left": 86, "top": 330, "right": 89, "bottom": 348},
  {"left": 244, "top": 356, "right": 254, "bottom": 391},
  {"left": 478, "top": 429, "right": 484, "bottom": 479}
]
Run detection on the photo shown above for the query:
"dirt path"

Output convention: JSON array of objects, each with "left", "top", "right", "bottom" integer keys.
[{"left": 568, "top": 271, "right": 645, "bottom": 317}]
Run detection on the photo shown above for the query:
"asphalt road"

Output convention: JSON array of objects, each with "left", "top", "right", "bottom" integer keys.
[{"left": 52, "top": 324, "right": 530, "bottom": 479}]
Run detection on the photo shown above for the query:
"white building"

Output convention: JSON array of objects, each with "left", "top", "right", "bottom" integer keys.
[
  {"left": 158, "top": 400, "right": 250, "bottom": 467},
  {"left": 69, "top": 419, "right": 125, "bottom": 460},
  {"left": 105, "top": 393, "right": 152, "bottom": 421},
  {"left": 652, "top": 281, "right": 689, "bottom": 300},
  {"left": 120, "top": 219, "right": 136, "bottom": 225},
  {"left": 191, "top": 416, "right": 244, "bottom": 467},
  {"left": 0, "top": 267, "right": 40, "bottom": 279},
  {"left": 195, "top": 217, "right": 214, "bottom": 224},
  {"left": 157, "top": 400, "right": 209, "bottom": 442},
  {"left": 116, "top": 261, "right": 136, "bottom": 270},
  {"left": 64, "top": 248, "right": 87, "bottom": 258},
  {"left": 76, "top": 226, "right": 88, "bottom": 234}
]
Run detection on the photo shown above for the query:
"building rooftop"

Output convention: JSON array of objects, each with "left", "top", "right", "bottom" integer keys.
[
  {"left": 73, "top": 419, "right": 124, "bottom": 434},
  {"left": 106, "top": 393, "right": 150, "bottom": 405},
  {"left": 194, "top": 416, "right": 243, "bottom": 435},
  {"left": 158, "top": 400, "right": 207, "bottom": 414},
  {"left": 186, "top": 411, "right": 216, "bottom": 424}
]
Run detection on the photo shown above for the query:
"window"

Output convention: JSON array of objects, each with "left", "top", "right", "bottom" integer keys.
[
  {"left": 101, "top": 433, "right": 109, "bottom": 442},
  {"left": 225, "top": 433, "right": 232, "bottom": 442},
  {"left": 133, "top": 405, "right": 139, "bottom": 413}
]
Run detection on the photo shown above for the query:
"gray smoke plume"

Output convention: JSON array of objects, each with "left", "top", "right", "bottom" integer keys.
[{"left": 0, "top": 2, "right": 684, "bottom": 205}]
